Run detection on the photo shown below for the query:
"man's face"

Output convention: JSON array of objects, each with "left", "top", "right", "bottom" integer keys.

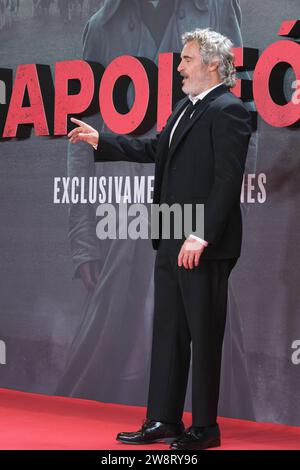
[{"left": 177, "top": 41, "right": 212, "bottom": 96}]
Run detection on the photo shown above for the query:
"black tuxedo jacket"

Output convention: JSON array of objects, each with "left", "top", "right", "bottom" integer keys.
[{"left": 94, "top": 84, "right": 252, "bottom": 259}]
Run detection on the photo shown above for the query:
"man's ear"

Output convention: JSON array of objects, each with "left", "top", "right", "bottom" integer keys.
[{"left": 208, "top": 59, "right": 220, "bottom": 72}]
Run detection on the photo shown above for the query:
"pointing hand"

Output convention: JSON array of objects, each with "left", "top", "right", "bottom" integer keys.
[{"left": 68, "top": 117, "right": 99, "bottom": 148}]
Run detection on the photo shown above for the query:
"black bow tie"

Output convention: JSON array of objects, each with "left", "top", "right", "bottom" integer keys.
[{"left": 184, "top": 99, "right": 202, "bottom": 118}]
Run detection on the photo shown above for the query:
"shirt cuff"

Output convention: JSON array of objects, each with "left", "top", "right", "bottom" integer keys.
[
  {"left": 188, "top": 234, "right": 209, "bottom": 247},
  {"left": 92, "top": 143, "right": 98, "bottom": 150}
]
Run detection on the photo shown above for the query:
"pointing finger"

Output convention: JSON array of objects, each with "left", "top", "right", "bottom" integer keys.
[{"left": 70, "top": 117, "right": 87, "bottom": 127}]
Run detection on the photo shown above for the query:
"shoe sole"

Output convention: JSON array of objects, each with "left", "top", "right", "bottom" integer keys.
[
  {"left": 116, "top": 437, "right": 179, "bottom": 445},
  {"left": 170, "top": 437, "right": 221, "bottom": 450}
]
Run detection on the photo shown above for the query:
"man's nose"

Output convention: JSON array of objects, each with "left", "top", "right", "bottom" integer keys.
[{"left": 177, "top": 61, "right": 184, "bottom": 73}]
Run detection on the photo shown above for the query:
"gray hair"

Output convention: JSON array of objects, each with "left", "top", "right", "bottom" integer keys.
[{"left": 182, "top": 28, "right": 236, "bottom": 88}]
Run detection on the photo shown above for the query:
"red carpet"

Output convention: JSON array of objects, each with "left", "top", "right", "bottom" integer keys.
[{"left": 0, "top": 388, "right": 299, "bottom": 450}]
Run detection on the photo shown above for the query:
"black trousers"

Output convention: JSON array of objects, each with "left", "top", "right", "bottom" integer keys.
[{"left": 146, "top": 249, "right": 237, "bottom": 426}]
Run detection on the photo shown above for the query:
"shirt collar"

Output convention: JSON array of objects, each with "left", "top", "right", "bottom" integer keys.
[{"left": 189, "top": 82, "right": 224, "bottom": 105}]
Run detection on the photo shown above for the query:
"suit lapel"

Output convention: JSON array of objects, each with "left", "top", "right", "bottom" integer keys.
[
  {"left": 168, "top": 84, "right": 229, "bottom": 159},
  {"left": 155, "top": 96, "right": 189, "bottom": 166},
  {"left": 161, "top": 97, "right": 190, "bottom": 141}
]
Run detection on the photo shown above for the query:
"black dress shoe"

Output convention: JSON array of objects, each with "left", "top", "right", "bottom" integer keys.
[
  {"left": 170, "top": 424, "right": 221, "bottom": 450},
  {"left": 116, "top": 419, "right": 185, "bottom": 445}
]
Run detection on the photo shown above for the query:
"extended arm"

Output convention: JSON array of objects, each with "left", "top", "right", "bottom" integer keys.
[{"left": 68, "top": 117, "right": 160, "bottom": 165}]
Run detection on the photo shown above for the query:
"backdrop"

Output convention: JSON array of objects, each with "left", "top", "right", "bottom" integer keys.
[{"left": 1, "top": 0, "right": 300, "bottom": 426}]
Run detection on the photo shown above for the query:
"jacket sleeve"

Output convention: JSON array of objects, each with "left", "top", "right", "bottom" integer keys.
[
  {"left": 200, "top": 102, "right": 252, "bottom": 244},
  {"left": 93, "top": 133, "right": 160, "bottom": 164}
]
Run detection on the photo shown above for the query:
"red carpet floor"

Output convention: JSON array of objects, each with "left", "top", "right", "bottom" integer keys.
[{"left": 0, "top": 388, "right": 300, "bottom": 450}]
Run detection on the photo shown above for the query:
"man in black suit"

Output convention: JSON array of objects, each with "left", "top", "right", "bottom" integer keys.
[{"left": 68, "top": 27, "right": 252, "bottom": 450}]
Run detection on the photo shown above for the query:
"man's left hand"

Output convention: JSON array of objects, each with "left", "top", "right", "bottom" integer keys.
[{"left": 178, "top": 237, "right": 206, "bottom": 269}]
